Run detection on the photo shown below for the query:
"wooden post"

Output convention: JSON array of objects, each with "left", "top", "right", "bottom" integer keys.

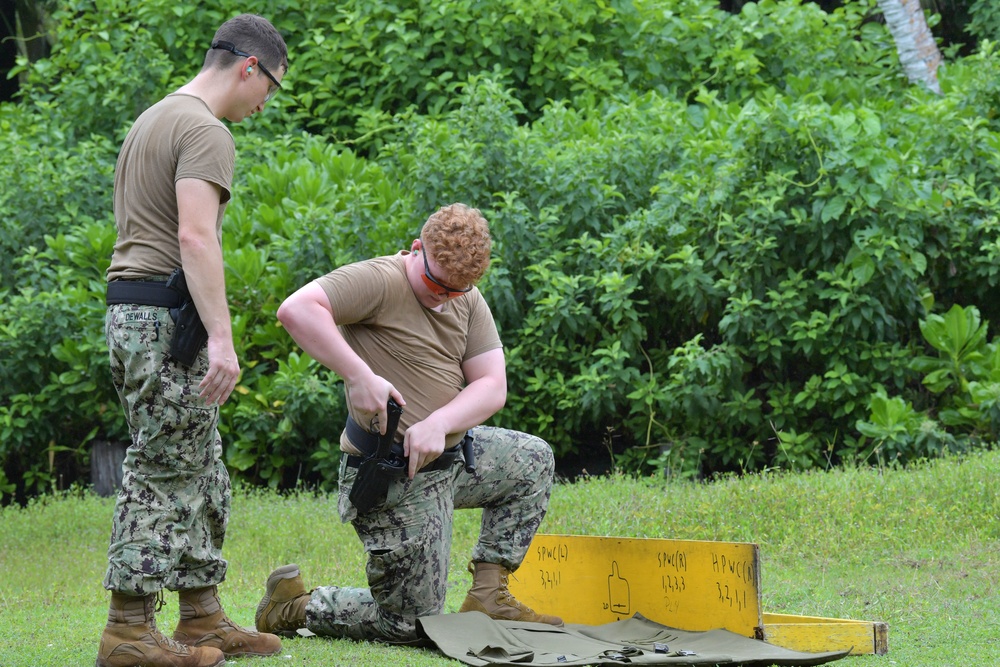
[{"left": 91, "top": 440, "right": 127, "bottom": 497}]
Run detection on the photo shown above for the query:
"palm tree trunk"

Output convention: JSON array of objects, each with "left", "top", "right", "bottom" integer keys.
[{"left": 877, "top": 0, "right": 943, "bottom": 94}]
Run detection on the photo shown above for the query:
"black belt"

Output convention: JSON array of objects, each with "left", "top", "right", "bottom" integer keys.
[
  {"left": 106, "top": 280, "right": 182, "bottom": 308},
  {"left": 343, "top": 416, "right": 460, "bottom": 473}
]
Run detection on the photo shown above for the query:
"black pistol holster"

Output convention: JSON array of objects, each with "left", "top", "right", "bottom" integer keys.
[
  {"left": 165, "top": 268, "right": 208, "bottom": 367},
  {"left": 349, "top": 398, "right": 405, "bottom": 514}
]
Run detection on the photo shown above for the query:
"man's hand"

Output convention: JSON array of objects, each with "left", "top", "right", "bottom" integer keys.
[
  {"left": 401, "top": 417, "right": 448, "bottom": 479},
  {"left": 199, "top": 334, "right": 240, "bottom": 405},
  {"left": 346, "top": 374, "right": 405, "bottom": 436}
]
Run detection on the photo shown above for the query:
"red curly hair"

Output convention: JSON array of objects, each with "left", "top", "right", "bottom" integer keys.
[{"left": 420, "top": 203, "right": 492, "bottom": 287}]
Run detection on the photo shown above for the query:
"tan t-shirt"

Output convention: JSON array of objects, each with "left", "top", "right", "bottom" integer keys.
[
  {"left": 107, "top": 93, "right": 235, "bottom": 280},
  {"left": 316, "top": 253, "right": 503, "bottom": 451}
]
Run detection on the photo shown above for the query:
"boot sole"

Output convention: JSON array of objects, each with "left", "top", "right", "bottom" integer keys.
[
  {"left": 265, "top": 563, "right": 301, "bottom": 588},
  {"left": 255, "top": 564, "right": 302, "bottom": 637},
  {"left": 96, "top": 654, "right": 225, "bottom": 667}
]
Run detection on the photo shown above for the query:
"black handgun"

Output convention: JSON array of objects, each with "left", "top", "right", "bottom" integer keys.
[
  {"left": 165, "top": 268, "right": 208, "bottom": 367},
  {"left": 349, "top": 398, "right": 405, "bottom": 514}
]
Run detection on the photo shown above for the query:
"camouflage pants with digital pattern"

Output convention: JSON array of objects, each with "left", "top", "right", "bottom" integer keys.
[
  {"left": 306, "top": 425, "right": 554, "bottom": 643},
  {"left": 104, "top": 303, "right": 230, "bottom": 595}
]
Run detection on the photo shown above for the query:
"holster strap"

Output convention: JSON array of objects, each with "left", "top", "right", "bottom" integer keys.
[
  {"left": 344, "top": 416, "right": 461, "bottom": 473},
  {"left": 106, "top": 280, "right": 182, "bottom": 308}
]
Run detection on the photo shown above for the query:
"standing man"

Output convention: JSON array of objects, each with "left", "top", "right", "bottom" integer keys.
[
  {"left": 256, "top": 203, "right": 563, "bottom": 644},
  {"left": 100, "top": 14, "right": 287, "bottom": 667}
]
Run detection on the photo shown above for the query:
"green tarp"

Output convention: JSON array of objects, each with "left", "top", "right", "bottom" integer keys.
[{"left": 416, "top": 612, "right": 850, "bottom": 667}]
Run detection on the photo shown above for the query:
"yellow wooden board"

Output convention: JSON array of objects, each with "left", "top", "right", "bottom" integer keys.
[
  {"left": 508, "top": 534, "right": 888, "bottom": 656},
  {"left": 762, "top": 613, "right": 889, "bottom": 656},
  {"left": 507, "top": 534, "right": 762, "bottom": 636}
]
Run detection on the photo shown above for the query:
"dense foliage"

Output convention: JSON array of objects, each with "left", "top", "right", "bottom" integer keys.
[{"left": 3, "top": 0, "right": 1000, "bottom": 502}]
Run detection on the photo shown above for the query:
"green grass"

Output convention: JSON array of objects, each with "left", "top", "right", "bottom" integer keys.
[{"left": 3, "top": 450, "right": 999, "bottom": 666}]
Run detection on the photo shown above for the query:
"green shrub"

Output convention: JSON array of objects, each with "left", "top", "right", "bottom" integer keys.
[
  {"left": 224, "top": 353, "right": 344, "bottom": 490},
  {"left": 852, "top": 303, "right": 999, "bottom": 463},
  {"left": 0, "top": 103, "right": 117, "bottom": 285},
  {"left": 12, "top": 1, "right": 175, "bottom": 144},
  {"left": 0, "top": 220, "right": 122, "bottom": 501},
  {"left": 7, "top": 0, "right": 1000, "bottom": 502},
  {"left": 13, "top": 0, "right": 896, "bottom": 148},
  {"left": 967, "top": 0, "right": 1000, "bottom": 43}
]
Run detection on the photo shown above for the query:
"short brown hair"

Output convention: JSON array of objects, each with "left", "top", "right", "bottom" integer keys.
[
  {"left": 421, "top": 204, "right": 492, "bottom": 287},
  {"left": 205, "top": 14, "right": 288, "bottom": 75}
]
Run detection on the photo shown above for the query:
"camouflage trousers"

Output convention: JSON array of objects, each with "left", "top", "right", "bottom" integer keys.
[
  {"left": 103, "top": 303, "right": 230, "bottom": 595},
  {"left": 306, "top": 426, "right": 554, "bottom": 643}
]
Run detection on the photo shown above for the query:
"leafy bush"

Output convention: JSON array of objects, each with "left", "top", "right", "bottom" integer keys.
[
  {"left": 0, "top": 104, "right": 117, "bottom": 285},
  {"left": 12, "top": 0, "right": 898, "bottom": 148},
  {"left": 967, "top": 0, "right": 1000, "bottom": 43},
  {"left": 0, "top": 220, "right": 122, "bottom": 501},
  {"left": 224, "top": 353, "right": 343, "bottom": 490},
  {"left": 854, "top": 304, "right": 1000, "bottom": 461},
  {"left": 11, "top": 1, "right": 175, "bottom": 144},
  {"left": 7, "top": 0, "right": 1000, "bottom": 501}
]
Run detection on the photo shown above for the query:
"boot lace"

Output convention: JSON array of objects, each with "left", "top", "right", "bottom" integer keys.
[
  {"left": 220, "top": 611, "right": 258, "bottom": 635},
  {"left": 497, "top": 571, "right": 531, "bottom": 612},
  {"left": 146, "top": 592, "right": 193, "bottom": 654}
]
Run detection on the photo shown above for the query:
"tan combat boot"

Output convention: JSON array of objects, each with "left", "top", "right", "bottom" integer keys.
[
  {"left": 458, "top": 561, "right": 564, "bottom": 626},
  {"left": 96, "top": 592, "right": 225, "bottom": 667},
  {"left": 173, "top": 585, "right": 282, "bottom": 657},
  {"left": 255, "top": 564, "right": 311, "bottom": 637}
]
